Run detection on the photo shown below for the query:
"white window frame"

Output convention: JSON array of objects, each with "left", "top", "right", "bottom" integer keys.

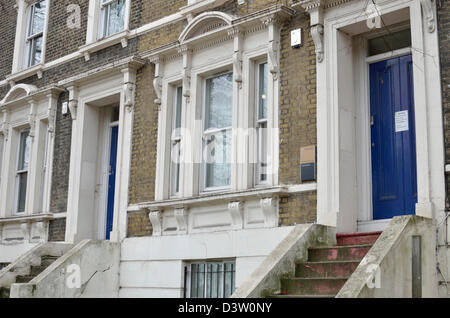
[
  {"left": 24, "top": 1, "right": 46, "bottom": 68},
  {"left": 201, "top": 71, "right": 233, "bottom": 193},
  {"left": 85, "top": 0, "right": 131, "bottom": 44},
  {"left": 170, "top": 85, "right": 183, "bottom": 198},
  {"left": 254, "top": 60, "right": 268, "bottom": 186},
  {"left": 184, "top": 260, "right": 236, "bottom": 298},
  {"left": 12, "top": 0, "right": 50, "bottom": 73},
  {"left": 98, "top": 0, "right": 126, "bottom": 39},
  {"left": 14, "top": 129, "right": 31, "bottom": 215}
]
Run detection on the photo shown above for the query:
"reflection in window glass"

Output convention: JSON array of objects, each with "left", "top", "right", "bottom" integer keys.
[
  {"left": 16, "top": 130, "right": 30, "bottom": 213},
  {"left": 256, "top": 62, "right": 268, "bottom": 184},
  {"left": 203, "top": 73, "right": 233, "bottom": 189},
  {"left": 368, "top": 29, "right": 411, "bottom": 56},
  {"left": 170, "top": 86, "right": 183, "bottom": 197},
  {"left": 25, "top": 0, "right": 47, "bottom": 67},
  {"left": 101, "top": 0, "right": 126, "bottom": 38}
]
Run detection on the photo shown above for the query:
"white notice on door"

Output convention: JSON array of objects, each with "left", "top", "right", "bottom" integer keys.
[{"left": 395, "top": 110, "right": 409, "bottom": 132}]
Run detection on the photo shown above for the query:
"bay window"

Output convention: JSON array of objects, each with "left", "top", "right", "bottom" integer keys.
[
  {"left": 255, "top": 61, "right": 268, "bottom": 185},
  {"left": 99, "top": 0, "right": 126, "bottom": 39},
  {"left": 202, "top": 72, "right": 233, "bottom": 191},
  {"left": 170, "top": 86, "right": 183, "bottom": 197},
  {"left": 24, "top": 0, "right": 47, "bottom": 68},
  {"left": 15, "top": 130, "right": 31, "bottom": 214}
]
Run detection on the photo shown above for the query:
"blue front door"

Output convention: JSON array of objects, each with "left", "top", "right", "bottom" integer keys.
[
  {"left": 370, "top": 55, "right": 417, "bottom": 220},
  {"left": 106, "top": 125, "right": 118, "bottom": 240}
]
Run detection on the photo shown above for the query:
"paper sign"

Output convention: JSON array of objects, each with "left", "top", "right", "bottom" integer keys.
[{"left": 395, "top": 110, "right": 409, "bottom": 132}]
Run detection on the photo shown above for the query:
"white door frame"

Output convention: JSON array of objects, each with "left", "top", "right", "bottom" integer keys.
[{"left": 303, "top": 0, "right": 445, "bottom": 232}]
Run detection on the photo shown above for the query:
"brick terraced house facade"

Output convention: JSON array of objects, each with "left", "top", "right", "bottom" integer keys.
[{"left": 0, "top": 0, "right": 448, "bottom": 298}]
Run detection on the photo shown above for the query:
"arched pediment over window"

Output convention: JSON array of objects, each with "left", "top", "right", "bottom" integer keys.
[
  {"left": 1, "top": 84, "right": 38, "bottom": 105},
  {"left": 178, "top": 11, "right": 234, "bottom": 43}
]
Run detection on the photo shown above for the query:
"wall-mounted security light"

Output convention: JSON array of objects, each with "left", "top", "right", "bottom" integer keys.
[
  {"left": 62, "top": 101, "right": 68, "bottom": 115},
  {"left": 291, "top": 28, "right": 302, "bottom": 48}
]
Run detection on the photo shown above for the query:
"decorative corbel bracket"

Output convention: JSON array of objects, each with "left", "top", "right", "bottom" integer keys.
[
  {"left": 311, "top": 24, "right": 324, "bottom": 63},
  {"left": 178, "top": 45, "right": 192, "bottom": 103},
  {"left": 174, "top": 206, "right": 188, "bottom": 234},
  {"left": 228, "top": 201, "right": 244, "bottom": 230},
  {"left": 20, "top": 222, "right": 30, "bottom": 242},
  {"left": 1, "top": 107, "right": 10, "bottom": 141},
  {"left": 123, "top": 82, "right": 135, "bottom": 113},
  {"left": 149, "top": 210, "right": 162, "bottom": 236},
  {"left": 420, "top": 0, "right": 436, "bottom": 33},
  {"left": 299, "top": 0, "right": 325, "bottom": 63},
  {"left": 228, "top": 28, "right": 243, "bottom": 89},
  {"left": 67, "top": 85, "right": 79, "bottom": 120},
  {"left": 149, "top": 55, "right": 163, "bottom": 107},
  {"left": 122, "top": 64, "right": 140, "bottom": 113},
  {"left": 260, "top": 197, "right": 279, "bottom": 228},
  {"left": 46, "top": 90, "right": 61, "bottom": 136},
  {"left": 27, "top": 97, "right": 38, "bottom": 140},
  {"left": 261, "top": 14, "right": 283, "bottom": 80}
]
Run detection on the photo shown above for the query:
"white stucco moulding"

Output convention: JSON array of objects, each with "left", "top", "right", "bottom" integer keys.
[
  {"left": 148, "top": 210, "right": 162, "bottom": 236},
  {"left": 228, "top": 201, "right": 244, "bottom": 230}
]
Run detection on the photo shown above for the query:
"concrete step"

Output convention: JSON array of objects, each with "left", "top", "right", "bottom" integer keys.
[
  {"left": 15, "top": 275, "right": 35, "bottom": 283},
  {"left": 336, "top": 231, "right": 381, "bottom": 246},
  {"left": 40, "top": 255, "right": 59, "bottom": 267},
  {"left": 296, "top": 261, "right": 360, "bottom": 278},
  {"left": 0, "top": 287, "right": 10, "bottom": 298},
  {"left": 308, "top": 244, "right": 372, "bottom": 262},
  {"left": 30, "top": 265, "right": 47, "bottom": 276},
  {"left": 281, "top": 277, "right": 348, "bottom": 296}
]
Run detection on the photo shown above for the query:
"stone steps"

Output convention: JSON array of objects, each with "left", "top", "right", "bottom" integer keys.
[
  {"left": 0, "top": 255, "right": 60, "bottom": 298},
  {"left": 280, "top": 277, "right": 349, "bottom": 296},
  {"left": 296, "top": 260, "right": 361, "bottom": 278},
  {"left": 270, "top": 231, "right": 382, "bottom": 298},
  {"left": 307, "top": 244, "right": 373, "bottom": 262}
]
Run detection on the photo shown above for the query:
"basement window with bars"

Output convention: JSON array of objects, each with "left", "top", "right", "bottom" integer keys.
[
  {"left": 184, "top": 261, "right": 236, "bottom": 298},
  {"left": 24, "top": 0, "right": 47, "bottom": 68}
]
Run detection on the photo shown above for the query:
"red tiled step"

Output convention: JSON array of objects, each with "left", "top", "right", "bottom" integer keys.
[
  {"left": 308, "top": 244, "right": 372, "bottom": 262},
  {"left": 296, "top": 261, "right": 360, "bottom": 278},
  {"left": 336, "top": 231, "right": 382, "bottom": 246},
  {"left": 280, "top": 277, "right": 348, "bottom": 296}
]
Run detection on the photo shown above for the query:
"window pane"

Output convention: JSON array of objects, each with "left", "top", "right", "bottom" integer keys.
[
  {"left": 205, "top": 130, "right": 231, "bottom": 188},
  {"left": 224, "top": 263, "right": 235, "bottom": 298},
  {"left": 17, "top": 172, "right": 27, "bottom": 213},
  {"left": 197, "top": 264, "right": 205, "bottom": 298},
  {"left": 258, "top": 122, "right": 268, "bottom": 182},
  {"left": 30, "top": 1, "right": 46, "bottom": 36},
  {"left": 18, "top": 131, "right": 31, "bottom": 171},
  {"left": 171, "top": 140, "right": 180, "bottom": 195},
  {"left": 175, "top": 86, "right": 183, "bottom": 131},
  {"left": 205, "top": 73, "right": 233, "bottom": 129},
  {"left": 368, "top": 29, "right": 411, "bottom": 56},
  {"left": 258, "top": 63, "right": 268, "bottom": 120},
  {"left": 190, "top": 264, "right": 198, "bottom": 298},
  {"left": 31, "top": 36, "right": 43, "bottom": 66},
  {"left": 105, "top": 0, "right": 125, "bottom": 37}
]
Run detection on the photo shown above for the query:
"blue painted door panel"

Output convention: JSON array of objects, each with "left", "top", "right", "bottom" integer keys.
[
  {"left": 370, "top": 55, "right": 417, "bottom": 220},
  {"left": 106, "top": 125, "right": 118, "bottom": 240}
]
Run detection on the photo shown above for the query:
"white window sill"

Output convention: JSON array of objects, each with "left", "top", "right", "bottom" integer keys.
[
  {"left": 0, "top": 213, "right": 64, "bottom": 225},
  {"left": 79, "top": 29, "right": 130, "bottom": 62},
  {"left": 130, "top": 183, "right": 317, "bottom": 211},
  {"left": 6, "top": 64, "right": 44, "bottom": 83}
]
